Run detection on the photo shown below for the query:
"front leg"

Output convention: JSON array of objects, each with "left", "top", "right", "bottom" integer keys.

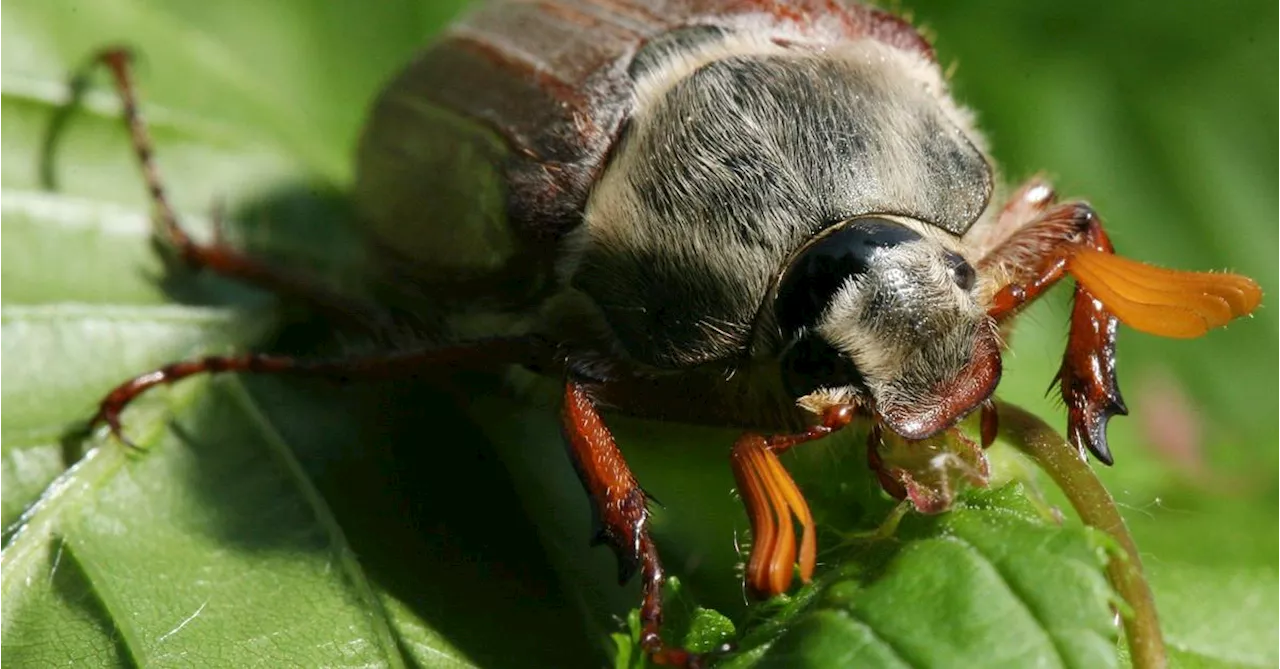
[
  {"left": 561, "top": 382, "right": 703, "bottom": 667},
  {"left": 979, "top": 187, "right": 1260, "bottom": 463},
  {"left": 983, "top": 203, "right": 1125, "bottom": 463}
]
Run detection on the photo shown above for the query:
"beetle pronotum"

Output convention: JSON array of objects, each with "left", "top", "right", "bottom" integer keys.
[{"left": 88, "top": 1, "right": 1260, "bottom": 665}]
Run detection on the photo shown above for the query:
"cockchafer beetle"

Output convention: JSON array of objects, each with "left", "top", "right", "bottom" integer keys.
[{"left": 88, "top": 0, "right": 1262, "bottom": 665}]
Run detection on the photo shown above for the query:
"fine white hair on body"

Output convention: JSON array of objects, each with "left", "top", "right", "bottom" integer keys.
[
  {"left": 815, "top": 233, "right": 988, "bottom": 412},
  {"left": 563, "top": 28, "right": 994, "bottom": 371}
]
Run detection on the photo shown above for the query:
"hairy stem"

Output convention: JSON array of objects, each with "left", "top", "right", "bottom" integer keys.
[{"left": 996, "top": 401, "right": 1166, "bottom": 669}]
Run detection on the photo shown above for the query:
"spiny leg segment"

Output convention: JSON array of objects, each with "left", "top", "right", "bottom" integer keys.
[
  {"left": 978, "top": 182, "right": 1259, "bottom": 463},
  {"left": 562, "top": 381, "right": 730, "bottom": 667}
]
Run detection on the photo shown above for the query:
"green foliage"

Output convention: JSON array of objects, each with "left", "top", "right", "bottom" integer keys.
[
  {"left": 3, "top": 1, "right": 1275, "bottom": 668},
  {"left": 715, "top": 488, "right": 1121, "bottom": 669}
]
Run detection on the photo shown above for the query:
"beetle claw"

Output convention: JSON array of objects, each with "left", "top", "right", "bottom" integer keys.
[
  {"left": 1057, "top": 281, "right": 1128, "bottom": 466},
  {"left": 585, "top": 493, "right": 645, "bottom": 585},
  {"left": 588, "top": 524, "right": 641, "bottom": 584},
  {"left": 89, "top": 405, "right": 142, "bottom": 451}
]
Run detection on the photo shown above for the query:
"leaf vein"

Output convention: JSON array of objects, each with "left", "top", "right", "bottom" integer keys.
[
  {"left": 59, "top": 536, "right": 150, "bottom": 667},
  {"left": 946, "top": 534, "right": 1070, "bottom": 669},
  {"left": 221, "top": 379, "right": 410, "bottom": 669},
  {"left": 836, "top": 608, "right": 920, "bottom": 669}
]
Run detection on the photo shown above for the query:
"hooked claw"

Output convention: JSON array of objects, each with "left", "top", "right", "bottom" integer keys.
[
  {"left": 1060, "top": 248, "right": 1260, "bottom": 464},
  {"left": 88, "top": 402, "right": 142, "bottom": 451}
]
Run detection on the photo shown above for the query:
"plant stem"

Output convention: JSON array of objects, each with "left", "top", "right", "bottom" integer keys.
[{"left": 996, "top": 401, "right": 1166, "bottom": 669}]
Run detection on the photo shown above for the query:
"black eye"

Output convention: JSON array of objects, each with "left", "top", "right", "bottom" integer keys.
[
  {"left": 946, "top": 252, "right": 976, "bottom": 291},
  {"left": 780, "top": 334, "right": 866, "bottom": 398},
  {"left": 775, "top": 218, "right": 922, "bottom": 335}
]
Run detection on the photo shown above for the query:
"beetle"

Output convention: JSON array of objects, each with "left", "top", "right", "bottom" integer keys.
[{"left": 88, "top": 0, "right": 1261, "bottom": 665}]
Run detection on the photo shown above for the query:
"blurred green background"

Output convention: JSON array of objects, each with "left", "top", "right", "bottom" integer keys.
[
  {"left": 913, "top": 0, "right": 1278, "bottom": 564},
  {"left": 2, "top": 1, "right": 1275, "bottom": 667}
]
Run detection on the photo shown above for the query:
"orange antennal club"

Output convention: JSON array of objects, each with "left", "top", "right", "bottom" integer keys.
[{"left": 1067, "top": 249, "right": 1261, "bottom": 339}]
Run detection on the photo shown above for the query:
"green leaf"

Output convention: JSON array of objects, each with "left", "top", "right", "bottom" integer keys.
[
  {"left": 1148, "top": 564, "right": 1278, "bottom": 669},
  {"left": 4, "top": 378, "right": 409, "bottom": 667},
  {"left": 745, "top": 492, "right": 1118, "bottom": 668},
  {"left": 4, "top": 1, "right": 1275, "bottom": 668},
  {"left": 596, "top": 427, "right": 1120, "bottom": 668},
  {"left": 610, "top": 579, "right": 737, "bottom": 669},
  {"left": 3, "top": 1, "right": 594, "bottom": 667},
  {"left": 910, "top": 2, "right": 1278, "bottom": 666}
]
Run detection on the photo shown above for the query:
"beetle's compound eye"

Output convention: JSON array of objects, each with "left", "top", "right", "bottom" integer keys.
[
  {"left": 780, "top": 334, "right": 866, "bottom": 398},
  {"left": 946, "top": 251, "right": 977, "bottom": 291},
  {"left": 775, "top": 217, "right": 923, "bottom": 334}
]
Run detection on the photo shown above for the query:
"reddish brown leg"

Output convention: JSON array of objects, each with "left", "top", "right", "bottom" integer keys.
[
  {"left": 561, "top": 382, "right": 714, "bottom": 667},
  {"left": 980, "top": 201, "right": 1125, "bottom": 464},
  {"left": 97, "top": 48, "right": 384, "bottom": 325},
  {"left": 91, "top": 337, "right": 549, "bottom": 447},
  {"left": 730, "top": 405, "right": 855, "bottom": 598}
]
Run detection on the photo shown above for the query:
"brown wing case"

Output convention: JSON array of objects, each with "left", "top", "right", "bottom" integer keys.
[{"left": 418, "top": 0, "right": 931, "bottom": 239}]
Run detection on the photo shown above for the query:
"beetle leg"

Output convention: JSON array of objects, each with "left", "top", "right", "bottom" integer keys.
[
  {"left": 90, "top": 337, "right": 549, "bottom": 447},
  {"left": 95, "top": 48, "right": 385, "bottom": 326},
  {"left": 980, "top": 202, "right": 1126, "bottom": 464},
  {"left": 561, "top": 382, "right": 707, "bottom": 667},
  {"left": 980, "top": 200, "right": 1259, "bottom": 463},
  {"left": 730, "top": 406, "right": 854, "bottom": 598}
]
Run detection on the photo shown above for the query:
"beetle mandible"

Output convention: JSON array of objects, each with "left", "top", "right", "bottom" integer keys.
[{"left": 89, "top": 0, "right": 1262, "bottom": 665}]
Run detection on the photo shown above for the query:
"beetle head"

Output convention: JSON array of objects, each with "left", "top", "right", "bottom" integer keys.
[{"left": 775, "top": 216, "right": 1001, "bottom": 439}]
